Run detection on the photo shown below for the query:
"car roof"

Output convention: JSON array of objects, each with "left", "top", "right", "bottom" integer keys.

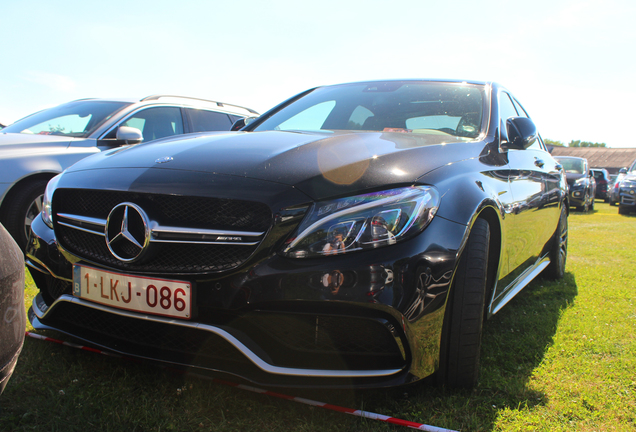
[
  {"left": 318, "top": 78, "right": 492, "bottom": 88},
  {"left": 67, "top": 95, "right": 258, "bottom": 116}
]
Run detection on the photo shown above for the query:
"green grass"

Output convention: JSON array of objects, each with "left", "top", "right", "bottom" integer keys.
[{"left": 1, "top": 202, "right": 635, "bottom": 431}]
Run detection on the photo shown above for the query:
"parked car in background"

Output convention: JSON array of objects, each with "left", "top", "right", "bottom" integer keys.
[
  {"left": 0, "top": 95, "right": 258, "bottom": 252},
  {"left": 27, "top": 79, "right": 568, "bottom": 389},
  {"left": 0, "top": 222, "right": 26, "bottom": 394},
  {"left": 555, "top": 156, "right": 596, "bottom": 212},
  {"left": 591, "top": 168, "right": 611, "bottom": 202},
  {"left": 617, "top": 160, "right": 636, "bottom": 215},
  {"left": 609, "top": 168, "right": 628, "bottom": 206}
]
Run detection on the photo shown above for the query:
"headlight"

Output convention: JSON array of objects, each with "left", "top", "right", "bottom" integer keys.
[
  {"left": 574, "top": 178, "right": 587, "bottom": 187},
  {"left": 282, "top": 186, "right": 439, "bottom": 258},
  {"left": 42, "top": 174, "right": 62, "bottom": 229}
]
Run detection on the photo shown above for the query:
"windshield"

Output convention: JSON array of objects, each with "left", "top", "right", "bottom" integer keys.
[
  {"left": 253, "top": 81, "right": 486, "bottom": 138},
  {"left": 556, "top": 157, "right": 586, "bottom": 174},
  {"left": 3, "top": 100, "right": 131, "bottom": 138}
]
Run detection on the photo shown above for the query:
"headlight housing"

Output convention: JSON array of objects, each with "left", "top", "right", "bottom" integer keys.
[
  {"left": 42, "top": 174, "right": 62, "bottom": 229},
  {"left": 282, "top": 186, "right": 439, "bottom": 258},
  {"left": 574, "top": 177, "right": 587, "bottom": 187}
]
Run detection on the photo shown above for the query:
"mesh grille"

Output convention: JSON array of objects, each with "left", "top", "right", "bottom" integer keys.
[
  {"left": 53, "top": 189, "right": 272, "bottom": 273},
  {"left": 54, "top": 189, "right": 272, "bottom": 231},
  {"left": 238, "top": 313, "right": 398, "bottom": 355},
  {"left": 57, "top": 224, "right": 254, "bottom": 273}
]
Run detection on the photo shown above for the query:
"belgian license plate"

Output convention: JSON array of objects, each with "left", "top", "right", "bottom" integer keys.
[{"left": 73, "top": 265, "right": 192, "bottom": 319}]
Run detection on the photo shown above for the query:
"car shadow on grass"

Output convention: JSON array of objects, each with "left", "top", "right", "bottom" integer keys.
[{"left": 309, "top": 271, "right": 581, "bottom": 431}]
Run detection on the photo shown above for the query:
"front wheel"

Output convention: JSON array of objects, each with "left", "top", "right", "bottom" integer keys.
[
  {"left": 0, "top": 178, "right": 49, "bottom": 252},
  {"left": 544, "top": 205, "right": 568, "bottom": 279},
  {"left": 439, "top": 218, "right": 490, "bottom": 388}
]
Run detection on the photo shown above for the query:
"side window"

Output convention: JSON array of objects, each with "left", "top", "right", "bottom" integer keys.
[
  {"left": 512, "top": 98, "right": 529, "bottom": 118},
  {"left": 187, "top": 109, "right": 232, "bottom": 132},
  {"left": 512, "top": 97, "right": 542, "bottom": 150},
  {"left": 499, "top": 92, "right": 519, "bottom": 123},
  {"left": 120, "top": 107, "right": 184, "bottom": 143},
  {"left": 500, "top": 92, "right": 542, "bottom": 150}
]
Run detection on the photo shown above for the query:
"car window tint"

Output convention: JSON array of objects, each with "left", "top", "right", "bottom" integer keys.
[
  {"left": 512, "top": 98, "right": 529, "bottom": 118},
  {"left": 19, "top": 114, "right": 91, "bottom": 136},
  {"left": 499, "top": 92, "right": 519, "bottom": 122},
  {"left": 3, "top": 101, "right": 130, "bottom": 138},
  {"left": 187, "top": 109, "right": 232, "bottom": 132},
  {"left": 348, "top": 105, "right": 374, "bottom": 129},
  {"left": 406, "top": 115, "right": 462, "bottom": 131},
  {"left": 275, "top": 101, "right": 336, "bottom": 131},
  {"left": 557, "top": 158, "right": 586, "bottom": 174},
  {"left": 254, "top": 82, "right": 485, "bottom": 138},
  {"left": 121, "top": 107, "right": 184, "bottom": 143}
]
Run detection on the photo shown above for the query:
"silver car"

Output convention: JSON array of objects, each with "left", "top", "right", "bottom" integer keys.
[{"left": 0, "top": 95, "right": 258, "bottom": 251}]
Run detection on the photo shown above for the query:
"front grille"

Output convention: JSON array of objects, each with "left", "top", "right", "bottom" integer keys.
[
  {"left": 53, "top": 189, "right": 272, "bottom": 273},
  {"left": 57, "top": 224, "right": 254, "bottom": 273}
]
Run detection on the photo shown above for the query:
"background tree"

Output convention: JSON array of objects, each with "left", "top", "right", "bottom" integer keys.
[
  {"left": 544, "top": 139, "right": 565, "bottom": 147},
  {"left": 568, "top": 140, "right": 607, "bottom": 147}
]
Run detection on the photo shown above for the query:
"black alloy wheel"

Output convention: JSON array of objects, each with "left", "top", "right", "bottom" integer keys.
[{"left": 544, "top": 204, "right": 568, "bottom": 280}]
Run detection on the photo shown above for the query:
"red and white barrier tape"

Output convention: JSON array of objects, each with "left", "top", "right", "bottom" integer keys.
[{"left": 25, "top": 331, "right": 458, "bottom": 432}]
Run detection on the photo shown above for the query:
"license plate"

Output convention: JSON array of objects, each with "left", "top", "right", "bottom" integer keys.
[{"left": 73, "top": 265, "right": 192, "bottom": 319}]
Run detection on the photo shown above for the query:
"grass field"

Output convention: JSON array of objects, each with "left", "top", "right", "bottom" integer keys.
[{"left": 1, "top": 202, "right": 634, "bottom": 431}]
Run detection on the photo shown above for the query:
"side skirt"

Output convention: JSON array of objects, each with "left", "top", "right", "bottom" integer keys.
[{"left": 488, "top": 255, "right": 550, "bottom": 317}]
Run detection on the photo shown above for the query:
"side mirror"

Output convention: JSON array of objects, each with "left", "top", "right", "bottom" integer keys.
[
  {"left": 116, "top": 126, "right": 143, "bottom": 144},
  {"left": 620, "top": 167, "right": 628, "bottom": 174},
  {"left": 231, "top": 116, "right": 258, "bottom": 131},
  {"left": 501, "top": 117, "right": 537, "bottom": 150}
]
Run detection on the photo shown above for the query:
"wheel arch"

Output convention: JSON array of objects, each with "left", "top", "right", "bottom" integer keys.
[
  {"left": 474, "top": 206, "right": 502, "bottom": 314},
  {"left": 0, "top": 172, "right": 58, "bottom": 213}
]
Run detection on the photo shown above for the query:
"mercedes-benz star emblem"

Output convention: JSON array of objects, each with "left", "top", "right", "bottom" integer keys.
[{"left": 105, "top": 202, "right": 150, "bottom": 262}]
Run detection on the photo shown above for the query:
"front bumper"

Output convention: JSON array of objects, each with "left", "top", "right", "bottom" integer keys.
[
  {"left": 27, "top": 213, "right": 467, "bottom": 388},
  {"left": 618, "top": 186, "right": 636, "bottom": 208},
  {"left": 567, "top": 185, "right": 590, "bottom": 208}
]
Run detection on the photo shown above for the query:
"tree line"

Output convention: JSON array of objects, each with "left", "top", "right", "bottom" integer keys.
[{"left": 544, "top": 139, "right": 607, "bottom": 147}]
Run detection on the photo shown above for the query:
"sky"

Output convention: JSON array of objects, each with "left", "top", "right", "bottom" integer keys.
[{"left": 1, "top": 0, "right": 634, "bottom": 147}]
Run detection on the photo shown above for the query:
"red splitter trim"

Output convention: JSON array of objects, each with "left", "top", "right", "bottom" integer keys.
[{"left": 25, "top": 331, "right": 457, "bottom": 432}]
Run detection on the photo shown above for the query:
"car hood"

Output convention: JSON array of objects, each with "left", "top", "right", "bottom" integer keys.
[
  {"left": 0, "top": 132, "right": 73, "bottom": 155},
  {"left": 65, "top": 130, "right": 480, "bottom": 200},
  {"left": 621, "top": 173, "right": 636, "bottom": 184},
  {"left": 565, "top": 172, "right": 587, "bottom": 185}
]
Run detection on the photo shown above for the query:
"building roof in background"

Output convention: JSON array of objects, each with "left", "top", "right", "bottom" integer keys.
[{"left": 549, "top": 147, "right": 636, "bottom": 172}]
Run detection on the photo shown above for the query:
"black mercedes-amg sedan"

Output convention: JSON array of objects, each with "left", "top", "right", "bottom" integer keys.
[{"left": 26, "top": 80, "right": 568, "bottom": 389}]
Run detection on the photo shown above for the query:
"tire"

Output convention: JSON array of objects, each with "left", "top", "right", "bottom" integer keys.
[
  {"left": 576, "top": 193, "right": 589, "bottom": 212},
  {"left": 544, "top": 205, "right": 568, "bottom": 280},
  {"left": 0, "top": 178, "right": 49, "bottom": 252},
  {"left": 440, "top": 218, "right": 490, "bottom": 388},
  {"left": 618, "top": 205, "right": 629, "bottom": 215}
]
